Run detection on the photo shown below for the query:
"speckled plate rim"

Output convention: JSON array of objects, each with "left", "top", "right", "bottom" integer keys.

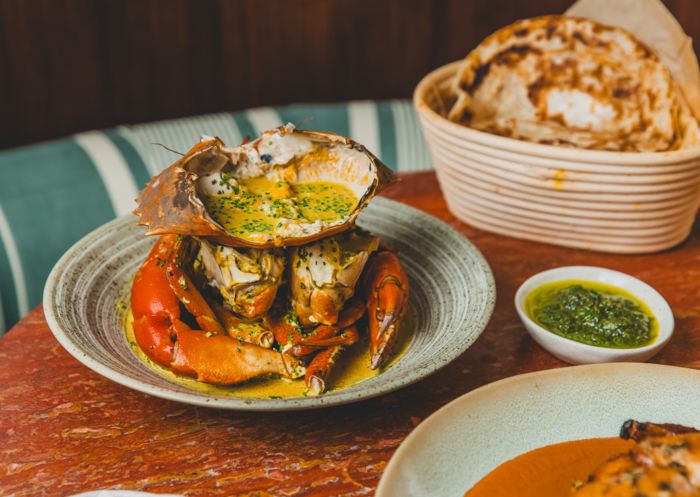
[
  {"left": 376, "top": 362, "right": 700, "bottom": 497},
  {"left": 43, "top": 197, "right": 496, "bottom": 411}
]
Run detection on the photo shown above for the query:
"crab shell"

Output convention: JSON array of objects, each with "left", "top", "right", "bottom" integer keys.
[{"left": 133, "top": 127, "right": 397, "bottom": 248}]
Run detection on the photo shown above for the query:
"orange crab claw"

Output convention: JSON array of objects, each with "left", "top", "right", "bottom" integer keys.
[
  {"left": 170, "top": 321, "right": 305, "bottom": 384},
  {"left": 364, "top": 250, "right": 409, "bottom": 369},
  {"left": 305, "top": 345, "right": 344, "bottom": 395},
  {"left": 131, "top": 235, "right": 183, "bottom": 366},
  {"left": 132, "top": 314, "right": 175, "bottom": 366},
  {"left": 131, "top": 235, "right": 181, "bottom": 323}
]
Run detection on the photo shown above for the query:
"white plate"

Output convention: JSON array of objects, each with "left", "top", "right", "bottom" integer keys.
[
  {"left": 377, "top": 363, "right": 700, "bottom": 497},
  {"left": 43, "top": 197, "right": 496, "bottom": 411}
]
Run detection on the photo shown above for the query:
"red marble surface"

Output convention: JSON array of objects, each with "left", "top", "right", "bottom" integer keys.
[{"left": 2, "top": 171, "right": 700, "bottom": 496}]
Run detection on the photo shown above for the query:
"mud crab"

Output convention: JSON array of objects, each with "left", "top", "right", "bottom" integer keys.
[{"left": 130, "top": 126, "right": 410, "bottom": 395}]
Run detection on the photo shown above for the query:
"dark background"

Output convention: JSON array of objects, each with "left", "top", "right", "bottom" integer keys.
[{"left": 2, "top": 0, "right": 700, "bottom": 150}]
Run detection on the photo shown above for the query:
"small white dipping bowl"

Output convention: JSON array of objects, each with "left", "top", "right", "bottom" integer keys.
[{"left": 515, "top": 266, "right": 674, "bottom": 364}]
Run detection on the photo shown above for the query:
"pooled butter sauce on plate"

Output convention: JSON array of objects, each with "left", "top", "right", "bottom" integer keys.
[{"left": 122, "top": 309, "right": 414, "bottom": 399}]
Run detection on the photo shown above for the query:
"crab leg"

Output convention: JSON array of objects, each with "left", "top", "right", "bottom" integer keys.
[
  {"left": 210, "top": 300, "right": 274, "bottom": 348},
  {"left": 165, "top": 260, "right": 223, "bottom": 335},
  {"left": 290, "top": 299, "right": 365, "bottom": 356},
  {"left": 335, "top": 299, "right": 366, "bottom": 328},
  {"left": 297, "top": 325, "right": 359, "bottom": 350},
  {"left": 300, "top": 300, "right": 366, "bottom": 392},
  {"left": 364, "top": 250, "right": 409, "bottom": 369},
  {"left": 267, "top": 309, "right": 304, "bottom": 353},
  {"left": 240, "top": 285, "right": 279, "bottom": 321},
  {"left": 292, "top": 325, "right": 338, "bottom": 356},
  {"left": 170, "top": 321, "right": 305, "bottom": 384},
  {"left": 305, "top": 345, "right": 344, "bottom": 395}
]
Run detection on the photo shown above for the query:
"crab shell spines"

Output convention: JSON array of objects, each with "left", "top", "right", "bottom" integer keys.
[{"left": 133, "top": 138, "right": 231, "bottom": 240}]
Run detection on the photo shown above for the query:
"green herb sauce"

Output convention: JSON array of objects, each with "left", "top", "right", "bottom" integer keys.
[{"left": 525, "top": 280, "right": 657, "bottom": 349}]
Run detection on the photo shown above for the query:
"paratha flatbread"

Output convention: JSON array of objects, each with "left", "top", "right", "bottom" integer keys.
[{"left": 448, "top": 15, "right": 700, "bottom": 152}]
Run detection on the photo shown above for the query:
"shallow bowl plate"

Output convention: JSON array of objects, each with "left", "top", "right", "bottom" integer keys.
[
  {"left": 43, "top": 197, "right": 495, "bottom": 411},
  {"left": 377, "top": 363, "right": 700, "bottom": 497}
]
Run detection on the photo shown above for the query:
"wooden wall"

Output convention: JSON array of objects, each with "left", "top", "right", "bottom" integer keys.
[{"left": 1, "top": 0, "right": 699, "bottom": 149}]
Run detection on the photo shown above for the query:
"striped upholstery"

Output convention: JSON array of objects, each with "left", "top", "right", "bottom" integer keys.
[{"left": 0, "top": 100, "right": 431, "bottom": 334}]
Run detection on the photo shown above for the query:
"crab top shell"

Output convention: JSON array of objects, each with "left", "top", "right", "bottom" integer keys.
[{"left": 133, "top": 125, "right": 396, "bottom": 248}]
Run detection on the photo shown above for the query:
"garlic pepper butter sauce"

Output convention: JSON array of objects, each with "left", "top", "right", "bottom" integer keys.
[
  {"left": 198, "top": 142, "right": 363, "bottom": 244},
  {"left": 202, "top": 178, "right": 358, "bottom": 241}
]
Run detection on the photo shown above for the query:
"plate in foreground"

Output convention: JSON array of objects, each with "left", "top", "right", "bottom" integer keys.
[{"left": 377, "top": 362, "right": 700, "bottom": 496}]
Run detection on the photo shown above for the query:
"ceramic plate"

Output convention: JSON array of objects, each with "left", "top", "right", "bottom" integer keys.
[
  {"left": 377, "top": 363, "right": 700, "bottom": 497},
  {"left": 43, "top": 197, "right": 495, "bottom": 411}
]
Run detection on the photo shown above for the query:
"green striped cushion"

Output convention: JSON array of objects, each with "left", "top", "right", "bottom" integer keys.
[{"left": 0, "top": 100, "right": 431, "bottom": 334}]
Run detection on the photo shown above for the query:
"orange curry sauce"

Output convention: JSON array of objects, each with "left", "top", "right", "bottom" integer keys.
[{"left": 464, "top": 438, "right": 636, "bottom": 497}]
